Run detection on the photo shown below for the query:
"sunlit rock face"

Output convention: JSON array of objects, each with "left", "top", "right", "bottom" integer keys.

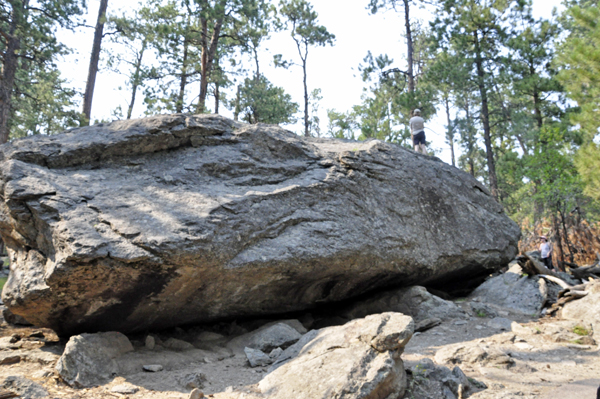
[{"left": 0, "top": 114, "right": 519, "bottom": 335}]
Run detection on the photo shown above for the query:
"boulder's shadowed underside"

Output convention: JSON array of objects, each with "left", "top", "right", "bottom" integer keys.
[{"left": 0, "top": 114, "right": 520, "bottom": 335}]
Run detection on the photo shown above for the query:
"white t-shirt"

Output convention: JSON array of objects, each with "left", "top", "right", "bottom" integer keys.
[
  {"left": 540, "top": 242, "right": 552, "bottom": 258},
  {"left": 409, "top": 116, "right": 425, "bottom": 134}
]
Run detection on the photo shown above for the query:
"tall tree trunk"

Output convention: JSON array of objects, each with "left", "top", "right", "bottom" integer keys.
[
  {"left": 464, "top": 99, "right": 475, "bottom": 176},
  {"left": 444, "top": 95, "right": 455, "bottom": 167},
  {"left": 533, "top": 92, "right": 543, "bottom": 130},
  {"left": 292, "top": 34, "right": 310, "bottom": 136},
  {"left": 82, "top": 0, "right": 109, "bottom": 125},
  {"left": 473, "top": 30, "right": 498, "bottom": 200},
  {"left": 233, "top": 84, "right": 241, "bottom": 121},
  {"left": 0, "top": 2, "right": 23, "bottom": 144},
  {"left": 302, "top": 58, "right": 309, "bottom": 136},
  {"left": 253, "top": 47, "right": 260, "bottom": 81},
  {"left": 126, "top": 41, "right": 146, "bottom": 120},
  {"left": 558, "top": 204, "right": 575, "bottom": 263},
  {"left": 403, "top": 0, "right": 414, "bottom": 93},
  {"left": 552, "top": 212, "right": 564, "bottom": 270},
  {"left": 214, "top": 81, "right": 219, "bottom": 114},
  {"left": 197, "top": 2, "right": 225, "bottom": 114},
  {"left": 176, "top": 36, "right": 190, "bottom": 113}
]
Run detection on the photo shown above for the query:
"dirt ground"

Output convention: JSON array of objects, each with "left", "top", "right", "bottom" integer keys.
[{"left": 0, "top": 299, "right": 598, "bottom": 399}]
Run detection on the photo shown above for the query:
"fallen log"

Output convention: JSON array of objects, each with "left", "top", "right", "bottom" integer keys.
[
  {"left": 564, "top": 290, "right": 588, "bottom": 299},
  {"left": 562, "top": 261, "right": 581, "bottom": 269},
  {"left": 539, "top": 275, "right": 573, "bottom": 289},
  {"left": 523, "top": 253, "right": 562, "bottom": 277},
  {"left": 571, "top": 265, "right": 600, "bottom": 281}
]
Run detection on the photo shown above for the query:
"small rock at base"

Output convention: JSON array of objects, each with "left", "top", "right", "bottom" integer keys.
[
  {"left": 488, "top": 317, "right": 513, "bottom": 331},
  {"left": 416, "top": 317, "right": 442, "bottom": 332},
  {"left": 244, "top": 347, "right": 272, "bottom": 367},
  {"left": 31, "top": 370, "right": 53, "bottom": 379},
  {"left": 111, "top": 383, "right": 139, "bottom": 394},
  {"left": 269, "top": 347, "right": 283, "bottom": 359},
  {"left": 189, "top": 388, "right": 204, "bottom": 399},
  {"left": 29, "top": 331, "right": 45, "bottom": 339},
  {"left": 145, "top": 335, "right": 155, "bottom": 350},
  {"left": 143, "top": 364, "right": 164, "bottom": 372}
]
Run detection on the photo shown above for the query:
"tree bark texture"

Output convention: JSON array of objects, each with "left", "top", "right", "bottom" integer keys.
[
  {"left": 552, "top": 213, "right": 565, "bottom": 270},
  {"left": 0, "top": 2, "right": 23, "bottom": 144},
  {"left": 126, "top": 41, "right": 146, "bottom": 119},
  {"left": 82, "top": 0, "right": 109, "bottom": 125},
  {"left": 403, "top": 0, "right": 415, "bottom": 93},
  {"left": 463, "top": 99, "right": 475, "bottom": 177},
  {"left": 292, "top": 35, "right": 310, "bottom": 137},
  {"left": 197, "top": 1, "right": 225, "bottom": 114},
  {"left": 214, "top": 80, "right": 220, "bottom": 114},
  {"left": 444, "top": 96, "right": 455, "bottom": 167},
  {"left": 176, "top": 36, "right": 190, "bottom": 114},
  {"left": 302, "top": 55, "right": 309, "bottom": 136}
]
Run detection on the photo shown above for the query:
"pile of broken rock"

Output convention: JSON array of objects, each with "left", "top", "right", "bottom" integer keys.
[{"left": 0, "top": 270, "right": 599, "bottom": 399}]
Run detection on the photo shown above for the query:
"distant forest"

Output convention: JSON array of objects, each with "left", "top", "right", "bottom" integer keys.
[{"left": 1, "top": 0, "right": 599, "bottom": 264}]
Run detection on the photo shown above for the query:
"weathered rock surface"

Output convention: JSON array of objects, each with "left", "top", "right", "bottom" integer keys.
[
  {"left": 258, "top": 312, "right": 414, "bottom": 399},
  {"left": 227, "top": 322, "right": 301, "bottom": 354},
  {"left": 406, "top": 358, "right": 476, "bottom": 399},
  {"left": 1, "top": 376, "right": 48, "bottom": 398},
  {"left": 561, "top": 280, "right": 600, "bottom": 340},
  {"left": 435, "top": 343, "right": 515, "bottom": 369},
  {"left": 56, "top": 331, "right": 134, "bottom": 387},
  {"left": 342, "top": 285, "right": 467, "bottom": 323},
  {"left": 0, "top": 114, "right": 520, "bottom": 335},
  {"left": 244, "top": 347, "right": 272, "bottom": 367},
  {"left": 469, "top": 264, "right": 547, "bottom": 315}
]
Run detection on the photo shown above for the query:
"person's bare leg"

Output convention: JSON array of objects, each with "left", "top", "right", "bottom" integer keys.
[
  {"left": 414, "top": 145, "right": 420, "bottom": 152},
  {"left": 419, "top": 143, "right": 427, "bottom": 154}
]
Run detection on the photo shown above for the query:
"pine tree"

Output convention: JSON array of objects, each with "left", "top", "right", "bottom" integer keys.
[
  {"left": 433, "top": 0, "right": 518, "bottom": 200},
  {"left": 0, "top": 0, "right": 84, "bottom": 142},
  {"left": 557, "top": 2, "right": 600, "bottom": 202},
  {"left": 279, "top": 0, "right": 334, "bottom": 137}
]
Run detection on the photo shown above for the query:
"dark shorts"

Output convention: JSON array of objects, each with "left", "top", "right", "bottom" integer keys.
[
  {"left": 413, "top": 131, "right": 426, "bottom": 146},
  {"left": 542, "top": 256, "right": 553, "bottom": 269}
]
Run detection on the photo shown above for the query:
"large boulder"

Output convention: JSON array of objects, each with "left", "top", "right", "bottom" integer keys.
[{"left": 0, "top": 114, "right": 520, "bottom": 335}]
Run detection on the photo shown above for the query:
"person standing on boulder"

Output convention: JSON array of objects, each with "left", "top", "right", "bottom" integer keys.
[
  {"left": 409, "top": 109, "right": 427, "bottom": 155},
  {"left": 539, "top": 236, "right": 554, "bottom": 270}
]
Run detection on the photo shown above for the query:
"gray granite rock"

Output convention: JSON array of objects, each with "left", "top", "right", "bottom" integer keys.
[
  {"left": 259, "top": 312, "right": 414, "bottom": 399},
  {"left": 487, "top": 317, "right": 513, "bottom": 331},
  {"left": 55, "top": 331, "right": 134, "bottom": 387},
  {"left": 227, "top": 322, "right": 302, "bottom": 354},
  {"left": 110, "top": 383, "right": 139, "bottom": 394},
  {"left": 1, "top": 376, "right": 48, "bottom": 398},
  {"left": 469, "top": 265, "right": 547, "bottom": 315},
  {"left": 0, "top": 114, "right": 520, "bottom": 335},
  {"left": 407, "top": 358, "right": 473, "bottom": 399},
  {"left": 561, "top": 281, "right": 600, "bottom": 340},
  {"left": 244, "top": 347, "right": 272, "bottom": 367},
  {"left": 343, "top": 285, "right": 467, "bottom": 323}
]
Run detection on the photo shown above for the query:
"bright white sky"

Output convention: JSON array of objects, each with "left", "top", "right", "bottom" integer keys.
[{"left": 57, "top": 0, "right": 564, "bottom": 165}]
